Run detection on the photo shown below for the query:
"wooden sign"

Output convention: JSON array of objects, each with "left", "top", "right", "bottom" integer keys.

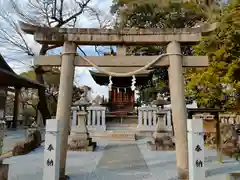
[{"left": 194, "top": 114, "right": 214, "bottom": 121}]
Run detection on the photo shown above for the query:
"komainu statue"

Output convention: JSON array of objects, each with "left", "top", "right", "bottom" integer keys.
[
  {"left": 73, "top": 86, "right": 91, "bottom": 107},
  {"left": 92, "top": 95, "right": 103, "bottom": 106}
]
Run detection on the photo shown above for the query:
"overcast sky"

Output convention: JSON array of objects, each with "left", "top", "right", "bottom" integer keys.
[
  {"left": 5, "top": 0, "right": 229, "bottom": 99},
  {"left": 6, "top": 0, "right": 113, "bottom": 98}
]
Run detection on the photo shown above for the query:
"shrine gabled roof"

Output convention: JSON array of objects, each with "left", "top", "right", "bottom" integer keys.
[
  {"left": 89, "top": 67, "right": 152, "bottom": 87},
  {"left": 0, "top": 54, "right": 44, "bottom": 89}
]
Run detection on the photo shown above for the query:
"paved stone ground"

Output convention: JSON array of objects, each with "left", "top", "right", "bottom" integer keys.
[
  {"left": 94, "top": 142, "right": 151, "bottom": 180},
  {"left": 3, "top": 138, "right": 240, "bottom": 180},
  {"left": 3, "top": 129, "right": 26, "bottom": 153}
]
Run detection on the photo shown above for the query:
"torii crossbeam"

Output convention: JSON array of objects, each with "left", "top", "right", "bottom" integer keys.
[{"left": 34, "top": 55, "right": 208, "bottom": 68}]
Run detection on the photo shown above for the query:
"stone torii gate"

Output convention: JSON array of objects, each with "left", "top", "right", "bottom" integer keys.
[{"left": 20, "top": 21, "right": 214, "bottom": 180}]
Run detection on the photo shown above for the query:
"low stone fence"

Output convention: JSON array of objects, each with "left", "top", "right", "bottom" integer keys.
[
  {"left": 219, "top": 114, "right": 240, "bottom": 125},
  {"left": 137, "top": 107, "right": 172, "bottom": 131},
  {"left": 71, "top": 106, "right": 106, "bottom": 132},
  {"left": 87, "top": 106, "right": 106, "bottom": 131}
]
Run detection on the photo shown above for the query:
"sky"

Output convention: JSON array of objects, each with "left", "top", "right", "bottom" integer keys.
[
  {"left": 4, "top": 0, "right": 113, "bottom": 98},
  {"left": 3, "top": 0, "right": 229, "bottom": 99}
]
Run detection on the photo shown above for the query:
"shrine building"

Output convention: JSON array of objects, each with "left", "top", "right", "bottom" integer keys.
[{"left": 90, "top": 67, "right": 152, "bottom": 112}]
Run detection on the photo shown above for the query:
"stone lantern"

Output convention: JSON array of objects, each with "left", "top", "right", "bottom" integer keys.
[
  {"left": 151, "top": 93, "right": 170, "bottom": 134},
  {"left": 147, "top": 93, "right": 174, "bottom": 151},
  {"left": 68, "top": 89, "right": 96, "bottom": 151}
]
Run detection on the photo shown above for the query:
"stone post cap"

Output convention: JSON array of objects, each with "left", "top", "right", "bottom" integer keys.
[
  {"left": 77, "top": 111, "right": 87, "bottom": 116},
  {"left": 46, "top": 119, "right": 60, "bottom": 132},
  {"left": 71, "top": 106, "right": 79, "bottom": 110},
  {"left": 187, "top": 118, "right": 203, "bottom": 133}
]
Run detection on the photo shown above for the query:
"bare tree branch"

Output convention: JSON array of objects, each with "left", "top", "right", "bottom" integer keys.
[
  {"left": 77, "top": 46, "right": 87, "bottom": 56},
  {"left": 56, "top": 0, "right": 91, "bottom": 27},
  {"left": 0, "top": 0, "right": 114, "bottom": 121}
]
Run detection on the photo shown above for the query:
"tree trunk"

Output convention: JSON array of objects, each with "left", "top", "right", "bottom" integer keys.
[
  {"left": 34, "top": 45, "right": 51, "bottom": 125},
  {"left": 12, "top": 88, "right": 20, "bottom": 129},
  {"left": 35, "top": 67, "right": 51, "bottom": 125}
]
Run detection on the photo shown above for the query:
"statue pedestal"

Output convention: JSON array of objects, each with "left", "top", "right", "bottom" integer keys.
[
  {"left": 147, "top": 113, "right": 175, "bottom": 151},
  {"left": 68, "top": 111, "right": 96, "bottom": 151}
]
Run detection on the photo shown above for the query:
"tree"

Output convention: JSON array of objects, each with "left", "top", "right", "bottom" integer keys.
[
  {"left": 185, "top": 0, "right": 240, "bottom": 110},
  {"left": 20, "top": 70, "right": 60, "bottom": 116},
  {"left": 110, "top": 0, "right": 210, "bottom": 101},
  {"left": 20, "top": 69, "right": 83, "bottom": 116},
  {"left": 0, "top": 0, "right": 106, "bottom": 124}
]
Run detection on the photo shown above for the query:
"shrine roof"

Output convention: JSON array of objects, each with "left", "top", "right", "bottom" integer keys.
[
  {"left": 89, "top": 67, "right": 152, "bottom": 87},
  {"left": 0, "top": 54, "right": 44, "bottom": 88}
]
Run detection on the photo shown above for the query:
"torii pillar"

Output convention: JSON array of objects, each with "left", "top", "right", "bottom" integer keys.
[
  {"left": 55, "top": 42, "right": 76, "bottom": 179},
  {"left": 167, "top": 41, "right": 188, "bottom": 179}
]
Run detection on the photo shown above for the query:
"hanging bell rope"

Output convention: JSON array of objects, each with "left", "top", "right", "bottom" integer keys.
[{"left": 79, "top": 53, "right": 182, "bottom": 77}]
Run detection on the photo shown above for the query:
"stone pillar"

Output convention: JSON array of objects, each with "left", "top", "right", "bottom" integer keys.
[
  {"left": 43, "top": 119, "right": 60, "bottom": 180},
  {"left": 167, "top": 41, "right": 188, "bottom": 180},
  {"left": 71, "top": 107, "right": 78, "bottom": 128},
  {"left": 55, "top": 41, "right": 76, "bottom": 179},
  {"left": 187, "top": 117, "right": 205, "bottom": 180}
]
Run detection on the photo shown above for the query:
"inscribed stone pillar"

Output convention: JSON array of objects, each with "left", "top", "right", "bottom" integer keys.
[
  {"left": 55, "top": 41, "right": 76, "bottom": 178},
  {"left": 187, "top": 118, "right": 205, "bottom": 180},
  {"left": 167, "top": 41, "right": 188, "bottom": 180},
  {"left": 43, "top": 119, "right": 60, "bottom": 180}
]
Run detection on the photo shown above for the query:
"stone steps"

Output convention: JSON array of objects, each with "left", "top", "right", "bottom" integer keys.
[
  {"left": 106, "top": 124, "right": 137, "bottom": 132},
  {"left": 90, "top": 131, "right": 136, "bottom": 141}
]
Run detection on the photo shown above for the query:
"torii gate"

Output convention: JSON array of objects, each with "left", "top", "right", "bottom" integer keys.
[{"left": 20, "top": 22, "right": 216, "bottom": 180}]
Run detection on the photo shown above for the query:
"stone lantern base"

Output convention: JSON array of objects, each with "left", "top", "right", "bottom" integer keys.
[
  {"left": 68, "top": 111, "right": 96, "bottom": 151},
  {"left": 147, "top": 132, "right": 175, "bottom": 151},
  {"left": 147, "top": 117, "right": 175, "bottom": 151}
]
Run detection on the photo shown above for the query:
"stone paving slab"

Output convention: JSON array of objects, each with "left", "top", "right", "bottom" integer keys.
[
  {"left": 137, "top": 138, "right": 240, "bottom": 180},
  {"left": 3, "top": 129, "right": 26, "bottom": 153},
  {"left": 93, "top": 142, "right": 151, "bottom": 180},
  {"left": 4, "top": 141, "right": 107, "bottom": 180},
  {"left": 2, "top": 138, "right": 240, "bottom": 180}
]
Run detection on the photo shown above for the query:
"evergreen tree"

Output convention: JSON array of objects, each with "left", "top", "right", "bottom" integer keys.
[{"left": 185, "top": 0, "right": 240, "bottom": 110}]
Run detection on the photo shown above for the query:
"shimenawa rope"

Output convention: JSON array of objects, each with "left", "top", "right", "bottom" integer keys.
[{"left": 61, "top": 52, "right": 182, "bottom": 77}]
